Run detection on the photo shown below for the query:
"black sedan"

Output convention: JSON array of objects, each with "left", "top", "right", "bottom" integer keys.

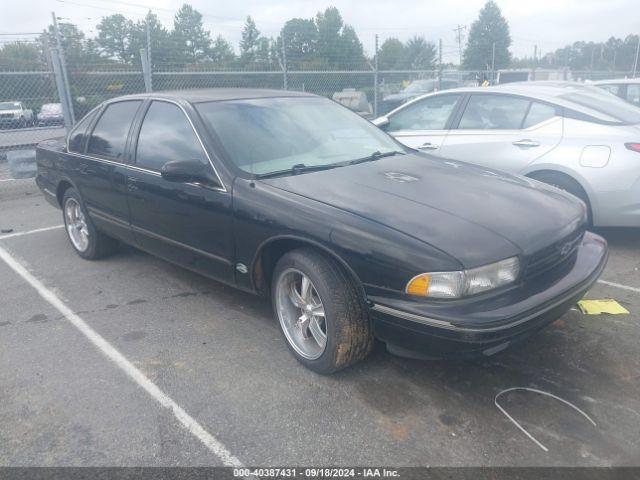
[{"left": 35, "top": 89, "right": 608, "bottom": 374}]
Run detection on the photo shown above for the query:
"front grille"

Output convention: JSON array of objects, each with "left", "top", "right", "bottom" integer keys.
[
  {"left": 0, "top": 113, "right": 14, "bottom": 119},
  {"left": 524, "top": 227, "right": 585, "bottom": 280}
]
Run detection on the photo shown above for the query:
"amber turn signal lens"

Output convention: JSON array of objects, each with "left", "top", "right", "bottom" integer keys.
[{"left": 406, "top": 274, "right": 430, "bottom": 296}]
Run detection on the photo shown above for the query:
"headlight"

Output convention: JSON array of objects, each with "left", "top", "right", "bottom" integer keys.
[{"left": 406, "top": 256, "right": 520, "bottom": 299}]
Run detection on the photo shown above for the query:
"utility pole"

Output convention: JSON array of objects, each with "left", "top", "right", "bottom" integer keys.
[
  {"left": 51, "top": 12, "right": 75, "bottom": 125},
  {"left": 146, "top": 14, "right": 152, "bottom": 91},
  {"left": 491, "top": 42, "right": 496, "bottom": 83},
  {"left": 438, "top": 38, "right": 443, "bottom": 90},
  {"left": 281, "top": 40, "right": 288, "bottom": 90},
  {"left": 633, "top": 37, "right": 640, "bottom": 78},
  {"left": 373, "top": 34, "right": 379, "bottom": 117},
  {"left": 453, "top": 24, "right": 466, "bottom": 66}
]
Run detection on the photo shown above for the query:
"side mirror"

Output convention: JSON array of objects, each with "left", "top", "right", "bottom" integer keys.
[
  {"left": 160, "top": 160, "right": 212, "bottom": 184},
  {"left": 372, "top": 116, "right": 390, "bottom": 129}
]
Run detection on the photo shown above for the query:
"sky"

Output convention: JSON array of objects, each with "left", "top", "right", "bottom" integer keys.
[{"left": 0, "top": 0, "right": 637, "bottom": 63}]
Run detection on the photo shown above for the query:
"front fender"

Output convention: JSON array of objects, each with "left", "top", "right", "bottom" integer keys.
[{"left": 232, "top": 178, "right": 461, "bottom": 297}]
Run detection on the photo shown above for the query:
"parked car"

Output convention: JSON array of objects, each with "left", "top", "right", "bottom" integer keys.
[
  {"left": 37, "top": 103, "right": 65, "bottom": 127},
  {"left": 0, "top": 101, "right": 34, "bottom": 129},
  {"left": 36, "top": 89, "right": 607, "bottom": 373},
  {"left": 332, "top": 89, "right": 373, "bottom": 118},
  {"left": 593, "top": 79, "right": 640, "bottom": 108},
  {"left": 374, "top": 83, "right": 640, "bottom": 227},
  {"left": 381, "top": 79, "right": 461, "bottom": 114}
]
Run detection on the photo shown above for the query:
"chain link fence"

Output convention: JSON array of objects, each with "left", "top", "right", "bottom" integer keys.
[{"left": 0, "top": 33, "right": 638, "bottom": 179}]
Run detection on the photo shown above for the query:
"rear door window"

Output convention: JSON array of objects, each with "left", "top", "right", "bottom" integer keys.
[
  {"left": 522, "top": 102, "right": 558, "bottom": 128},
  {"left": 387, "top": 94, "right": 461, "bottom": 131},
  {"left": 458, "top": 94, "right": 530, "bottom": 130},
  {"left": 87, "top": 101, "right": 142, "bottom": 160}
]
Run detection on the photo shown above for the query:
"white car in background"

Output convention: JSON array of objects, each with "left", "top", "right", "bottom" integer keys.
[
  {"left": 593, "top": 78, "right": 640, "bottom": 108},
  {"left": 373, "top": 83, "right": 640, "bottom": 227}
]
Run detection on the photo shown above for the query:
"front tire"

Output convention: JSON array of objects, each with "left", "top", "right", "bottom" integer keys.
[
  {"left": 272, "top": 248, "right": 373, "bottom": 374},
  {"left": 62, "top": 188, "right": 118, "bottom": 259}
]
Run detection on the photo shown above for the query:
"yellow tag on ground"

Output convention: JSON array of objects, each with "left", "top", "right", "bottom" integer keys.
[{"left": 577, "top": 299, "right": 629, "bottom": 315}]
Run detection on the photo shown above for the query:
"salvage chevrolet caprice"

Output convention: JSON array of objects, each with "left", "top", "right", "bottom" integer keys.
[{"left": 35, "top": 89, "right": 608, "bottom": 373}]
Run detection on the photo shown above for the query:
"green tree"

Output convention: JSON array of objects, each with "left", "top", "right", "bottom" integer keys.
[
  {"left": 315, "top": 7, "right": 343, "bottom": 63},
  {"left": 42, "top": 22, "right": 94, "bottom": 66},
  {"left": 0, "top": 42, "right": 42, "bottom": 67},
  {"left": 338, "top": 25, "right": 365, "bottom": 68},
  {"left": 96, "top": 14, "right": 134, "bottom": 63},
  {"left": 404, "top": 36, "right": 436, "bottom": 69},
  {"left": 210, "top": 35, "right": 235, "bottom": 64},
  {"left": 129, "top": 12, "right": 171, "bottom": 67},
  {"left": 254, "top": 37, "right": 275, "bottom": 66},
  {"left": 539, "top": 35, "right": 639, "bottom": 71},
  {"left": 172, "top": 4, "right": 212, "bottom": 63},
  {"left": 240, "top": 16, "right": 260, "bottom": 64},
  {"left": 314, "top": 7, "right": 365, "bottom": 68},
  {"left": 377, "top": 38, "right": 405, "bottom": 70},
  {"left": 279, "top": 18, "right": 319, "bottom": 67},
  {"left": 462, "top": 0, "right": 511, "bottom": 70}
]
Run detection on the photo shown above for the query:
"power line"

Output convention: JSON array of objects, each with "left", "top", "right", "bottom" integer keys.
[{"left": 453, "top": 24, "right": 466, "bottom": 65}]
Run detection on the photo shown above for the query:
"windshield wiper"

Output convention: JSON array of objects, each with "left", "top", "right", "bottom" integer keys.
[
  {"left": 347, "top": 150, "right": 405, "bottom": 165},
  {"left": 255, "top": 163, "right": 342, "bottom": 179}
]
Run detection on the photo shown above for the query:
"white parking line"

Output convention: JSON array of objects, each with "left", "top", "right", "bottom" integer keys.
[
  {"left": 0, "top": 244, "right": 244, "bottom": 468},
  {"left": 597, "top": 279, "right": 640, "bottom": 294},
  {"left": 0, "top": 225, "right": 64, "bottom": 240}
]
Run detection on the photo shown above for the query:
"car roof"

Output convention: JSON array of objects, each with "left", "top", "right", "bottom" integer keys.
[
  {"left": 115, "top": 88, "right": 317, "bottom": 104},
  {"left": 592, "top": 78, "right": 640, "bottom": 85}
]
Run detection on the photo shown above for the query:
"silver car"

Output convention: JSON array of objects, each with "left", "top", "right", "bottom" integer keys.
[{"left": 373, "top": 83, "right": 640, "bottom": 227}]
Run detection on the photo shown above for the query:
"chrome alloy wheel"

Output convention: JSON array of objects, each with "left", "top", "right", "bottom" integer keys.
[
  {"left": 275, "top": 268, "right": 327, "bottom": 360},
  {"left": 64, "top": 197, "right": 89, "bottom": 252}
]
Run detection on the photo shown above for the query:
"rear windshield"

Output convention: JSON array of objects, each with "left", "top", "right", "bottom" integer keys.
[{"left": 560, "top": 92, "right": 640, "bottom": 124}]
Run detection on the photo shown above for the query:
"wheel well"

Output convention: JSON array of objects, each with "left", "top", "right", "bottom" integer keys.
[
  {"left": 526, "top": 169, "right": 592, "bottom": 222},
  {"left": 56, "top": 180, "right": 73, "bottom": 207},
  {"left": 253, "top": 238, "right": 363, "bottom": 297}
]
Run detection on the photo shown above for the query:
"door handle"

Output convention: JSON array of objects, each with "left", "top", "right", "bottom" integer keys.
[
  {"left": 418, "top": 142, "right": 438, "bottom": 150},
  {"left": 512, "top": 139, "right": 540, "bottom": 148}
]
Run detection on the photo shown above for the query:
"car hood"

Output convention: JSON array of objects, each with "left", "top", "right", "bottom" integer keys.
[
  {"left": 261, "top": 154, "right": 584, "bottom": 267},
  {"left": 0, "top": 109, "right": 21, "bottom": 115}
]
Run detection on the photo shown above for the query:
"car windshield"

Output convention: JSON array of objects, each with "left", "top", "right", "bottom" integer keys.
[
  {"left": 41, "top": 104, "right": 61, "bottom": 113},
  {"left": 0, "top": 102, "right": 20, "bottom": 111},
  {"left": 560, "top": 91, "right": 640, "bottom": 124},
  {"left": 196, "top": 96, "right": 402, "bottom": 176}
]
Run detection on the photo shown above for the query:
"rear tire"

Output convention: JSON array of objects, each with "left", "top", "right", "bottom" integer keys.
[
  {"left": 529, "top": 172, "right": 592, "bottom": 224},
  {"left": 271, "top": 248, "right": 373, "bottom": 374},
  {"left": 62, "top": 187, "right": 118, "bottom": 260}
]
